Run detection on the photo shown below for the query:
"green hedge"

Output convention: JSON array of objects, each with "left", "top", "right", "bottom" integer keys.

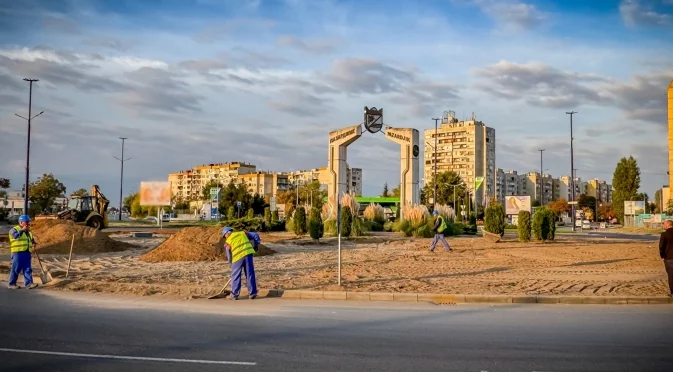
[
  {"left": 517, "top": 210, "right": 532, "bottom": 242},
  {"left": 532, "top": 207, "right": 556, "bottom": 241},
  {"left": 484, "top": 204, "right": 506, "bottom": 236}
]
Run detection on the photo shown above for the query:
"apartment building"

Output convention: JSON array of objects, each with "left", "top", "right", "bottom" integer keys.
[
  {"left": 287, "top": 165, "right": 363, "bottom": 196},
  {"left": 424, "top": 112, "right": 495, "bottom": 206},
  {"left": 523, "top": 172, "right": 553, "bottom": 205},
  {"left": 586, "top": 178, "right": 612, "bottom": 202},
  {"left": 239, "top": 172, "right": 290, "bottom": 199},
  {"left": 495, "top": 169, "right": 525, "bottom": 205},
  {"left": 168, "top": 162, "right": 257, "bottom": 201}
]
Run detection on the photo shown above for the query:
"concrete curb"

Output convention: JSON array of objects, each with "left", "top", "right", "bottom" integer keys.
[
  {"left": 267, "top": 289, "right": 673, "bottom": 305},
  {"left": 13, "top": 277, "right": 672, "bottom": 305}
]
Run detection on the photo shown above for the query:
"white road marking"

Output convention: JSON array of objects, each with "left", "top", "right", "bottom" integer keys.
[{"left": 0, "top": 348, "right": 256, "bottom": 366}]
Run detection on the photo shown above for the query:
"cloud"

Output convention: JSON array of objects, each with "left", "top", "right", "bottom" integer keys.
[
  {"left": 620, "top": 0, "right": 671, "bottom": 27},
  {"left": 268, "top": 89, "right": 331, "bottom": 117},
  {"left": 117, "top": 67, "right": 205, "bottom": 114},
  {"left": 470, "top": 0, "right": 548, "bottom": 31},
  {"left": 321, "top": 58, "right": 414, "bottom": 95},
  {"left": 43, "top": 15, "right": 81, "bottom": 34},
  {"left": 472, "top": 60, "right": 612, "bottom": 108},
  {"left": 605, "top": 70, "right": 673, "bottom": 124},
  {"left": 193, "top": 18, "right": 276, "bottom": 43},
  {"left": 83, "top": 37, "right": 132, "bottom": 52},
  {"left": 276, "top": 35, "right": 339, "bottom": 55}
]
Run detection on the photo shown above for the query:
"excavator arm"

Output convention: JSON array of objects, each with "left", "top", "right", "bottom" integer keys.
[{"left": 90, "top": 185, "right": 110, "bottom": 214}]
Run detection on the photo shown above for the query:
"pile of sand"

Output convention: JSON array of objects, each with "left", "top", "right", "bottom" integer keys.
[
  {"left": 30, "top": 219, "right": 137, "bottom": 254},
  {"left": 140, "top": 226, "right": 276, "bottom": 262}
]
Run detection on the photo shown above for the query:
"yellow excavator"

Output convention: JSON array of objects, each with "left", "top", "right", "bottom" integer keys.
[{"left": 56, "top": 185, "right": 110, "bottom": 230}]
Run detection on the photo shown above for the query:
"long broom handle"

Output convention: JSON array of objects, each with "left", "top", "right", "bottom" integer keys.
[{"left": 66, "top": 234, "right": 75, "bottom": 278}]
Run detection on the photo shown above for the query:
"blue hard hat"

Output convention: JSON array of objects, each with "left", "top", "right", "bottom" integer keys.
[
  {"left": 221, "top": 226, "right": 233, "bottom": 237},
  {"left": 433, "top": 210, "right": 439, "bottom": 215},
  {"left": 19, "top": 215, "right": 31, "bottom": 223}
]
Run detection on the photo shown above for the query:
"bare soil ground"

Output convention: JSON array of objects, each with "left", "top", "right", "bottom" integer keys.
[{"left": 0, "top": 232, "right": 668, "bottom": 297}]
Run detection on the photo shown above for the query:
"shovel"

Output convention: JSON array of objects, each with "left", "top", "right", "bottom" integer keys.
[
  {"left": 207, "top": 278, "right": 232, "bottom": 299},
  {"left": 32, "top": 247, "right": 53, "bottom": 285}
]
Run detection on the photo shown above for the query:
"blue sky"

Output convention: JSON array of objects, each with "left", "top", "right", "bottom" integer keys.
[{"left": 0, "top": 0, "right": 672, "bottom": 206}]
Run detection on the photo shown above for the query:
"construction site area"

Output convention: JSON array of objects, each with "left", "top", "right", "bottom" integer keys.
[{"left": 0, "top": 219, "right": 668, "bottom": 298}]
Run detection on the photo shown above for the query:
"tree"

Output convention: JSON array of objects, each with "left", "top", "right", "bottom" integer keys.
[
  {"left": 655, "top": 189, "right": 663, "bottom": 213},
  {"left": 0, "top": 178, "right": 9, "bottom": 189},
  {"left": 247, "top": 208, "right": 254, "bottom": 219},
  {"left": 201, "top": 180, "right": 224, "bottom": 201},
  {"left": 484, "top": 203, "right": 506, "bottom": 236},
  {"left": 577, "top": 194, "right": 596, "bottom": 210},
  {"left": 340, "top": 206, "right": 352, "bottom": 237},
  {"left": 381, "top": 183, "right": 389, "bottom": 197},
  {"left": 517, "top": 210, "right": 532, "bottom": 242},
  {"left": 227, "top": 206, "right": 236, "bottom": 220},
  {"left": 72, "top": 188, "right": 88, "bottom": 197},
  {"left": 264, "top": 207, "right": 271, "bottom": 225},
  {"left": 308, "top": 207, "right": 324, "bottom": 241},
  {"left": 391, "top": 185, "right": 401, "bottom": 198},
  {"left": 123, "top": 192, "right": 137, "bottom": 214},
  {"left": 532, "top": 207, "right": 555, "bottom": 241},
  {"left": 547, "top": 198, "right": 570, "bottom": 218},
  {"left": 271, "top": 209, "right": 279, "bottom": 222},
  {"left": 597, "top": 202, "right": 615, "bottom": 221},
  {"left": 581, "top": 207, "right": 594, "bottom": 221},
  {"left": 293, "top": 206, "right": 307, "bottom": 236},
  {"left": 420, "top": 171, "right": 466, "bottom": 207},
  {"left": 29, "top": 174, "right": 66, "bottom": 213},
  {"left": 612, "top": 156, "right": 641, "bottom": 223}
]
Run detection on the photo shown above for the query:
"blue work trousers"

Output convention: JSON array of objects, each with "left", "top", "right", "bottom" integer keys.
[
  {"left": 9, "top": 251, "right": 33, "bottom": 286},
  {"left": 231, "top": 254, "right": 257, "bottom": 298},
  {"left": 429, "top": 233, "right": 450, "bottom": 251}
]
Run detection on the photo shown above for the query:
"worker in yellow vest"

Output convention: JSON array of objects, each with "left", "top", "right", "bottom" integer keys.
[
  {"left": 8, "top": 215, "right": 38, "bottom": 289},
  {"left": 429, "top": 210, "right": 452, "bottom": 252},
  {"left": 221, "top": 226, "right": 258, "bottom": 300}
]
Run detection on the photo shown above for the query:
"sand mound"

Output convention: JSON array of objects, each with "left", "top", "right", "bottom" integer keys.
[
  {"left": 30, "top": 219, "right": 136, "bottom": 254},
  {"left": 140, "top": 226, "right": 276, "bottom": 262}
]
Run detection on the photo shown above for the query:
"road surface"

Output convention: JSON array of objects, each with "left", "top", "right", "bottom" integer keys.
[{"left": 0, "top": 288, "right": 671, "bottom": 372}]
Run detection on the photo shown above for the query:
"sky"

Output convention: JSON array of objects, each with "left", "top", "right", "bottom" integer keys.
[{"left": 0, "top": 0, "right": 672, "bottom": 207}]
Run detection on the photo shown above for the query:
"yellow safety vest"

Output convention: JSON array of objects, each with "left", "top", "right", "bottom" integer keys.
[
  {"left": 437, "top": 216, "right": 447, "bottom": 233},
  {"left": 9, "top": 225, "right": 33, "bottom": 253},
  {"left": 226, "top": 231, "right": 256, "bottom": 263}
]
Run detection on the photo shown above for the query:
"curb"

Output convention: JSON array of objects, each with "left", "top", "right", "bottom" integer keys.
[
  {"left": 266, "top": 289, "right": 673, "bottom": 305},
  {"left": 12, "top": 277, "right": 672, "bottom": 305}
]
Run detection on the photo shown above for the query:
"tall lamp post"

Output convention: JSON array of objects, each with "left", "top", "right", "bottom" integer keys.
[
  {"left": 566, "top": 111, "right": 577, "bottom": 231},
  {"left": 538, "top": 149, "right": 545, "bottom": 205},
  {"left": 431, "top": 117, "right": 440, "bottom": 209},
  {"left": 114, "top": 137, "right": 131, "bottom": 220},
  {"left": 15, "top": 78, "right": 43, "bottom": 214}
]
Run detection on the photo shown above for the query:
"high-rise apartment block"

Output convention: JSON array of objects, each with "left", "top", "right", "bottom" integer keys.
[
  {"left": 168, "top": 162, "right": 256, "bottom": 201},
  {"left": 424, "top": 112, "right": 495, "bottom": 206}
]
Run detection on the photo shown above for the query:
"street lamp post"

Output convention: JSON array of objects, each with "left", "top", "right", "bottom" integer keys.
[
  {"left": 566, "top": 111, "right": 577, "bottom": 231},
  {"left": 431, "top": 118, "right": 440, "bottom": 209},
  {"left": 114, "top": 137, "right": 131, "bottom": 220},
  {"left": 538, "top": 149, "right": 545, "bottom": 205},
  {"left": 15, "top": 78, "right": 44, "bottom": 214}
]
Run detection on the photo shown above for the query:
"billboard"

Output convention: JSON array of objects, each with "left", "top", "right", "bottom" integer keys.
[
  {"left": 505, "top": 195, "right": 531, "bottom": 215},
  {"left": 624, "top": 201, "right": 646, "bottom": 216},
  {"left": 139, "top": 182, "right": 171, "bottom": 206}
]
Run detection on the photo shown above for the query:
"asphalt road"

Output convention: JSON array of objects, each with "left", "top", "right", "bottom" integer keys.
[{"left": 0, "top": 288, "right": 671, "bottom": 372}]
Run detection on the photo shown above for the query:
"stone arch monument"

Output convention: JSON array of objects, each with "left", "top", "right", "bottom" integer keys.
[{"left": 327, "top": 107, "right": 420, "bottom": 219}]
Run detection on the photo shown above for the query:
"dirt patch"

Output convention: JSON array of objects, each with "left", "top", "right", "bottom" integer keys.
[
  {"left": 140, "top": 226, "right": 276, "bottom": 262},
  {"left": 31, "top": 220, "right": 137, "bottom": 254}
]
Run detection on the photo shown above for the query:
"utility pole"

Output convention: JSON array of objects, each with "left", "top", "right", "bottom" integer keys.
[
  {"left": 566, "top": 111, "right": 578, "bottom": 231},
  {"left": 432, "top": 117, "right": 440, "bottom": 209},
  {"left": 114, "top": 137, "right": 131, "bottom": 220},
  {"left": 538, "top": 149, "right": 545, "bottom": 205},
  {"left": 15, "top": 78, "right": 44, "bottom": 214}
]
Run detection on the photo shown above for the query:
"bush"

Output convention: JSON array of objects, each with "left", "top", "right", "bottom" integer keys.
[
  {"left": 324, "top": 219, "right": 337, "bottom": 235},
  {"left": 264, "top": 207, "right": 271, "bottom": 225},
  {"left": 383, "top": 221, "right": 394, "bottom": 232},
  {"left": 308, "top": 207, "right": 324, "bottom": 241},
  {"left": 340, "top": 206, "right": 352, "bottom": 237},
  {"left": 505, "top": 223, "right": 517, "bottom": 229},
  {"left": 469, "top": 214, "right": 476, "bottom": 225},
  {"left": 293, "top": 206, "right": 307, "bottom": 236},
  {"left": 227, "top": 206, "right": 236, "bottom": 220},
  {"left": 219, "top": 217, "right": 265, "bottom": 232},
  {"left": 517, "top": 210, "right": 532, "bottom": 242},
  {"left": 285, "top": 217, "right": 294, "bottom": 233},
  {"left": 247, "top": 208, "right": 254, "bottom": 219},
  {"left": 269, "top": 220, "right": 285, "bottom": 232},
  {"left": 393, "top": 219, "right": 413, "bottom": 237},
  {"left": 484, "top": 204, "right": 506, "bottom": 236},
  {"left": 452, "top": 223, "right": 477, "bottom": 235},
  {"left": 414, "top": 224, "right": 434, "bottom": 238},
  {"left": 351, "top": 217, "right": 365, "bottom": 237},
  {"left": 363, "top": 220, "right": 383, "bottom": 232},
  {"left": 271, "top": 209, "right": 279, "bottom": 223},
  {"left": 532, "top": 207, "right": 555, "bottom": 241},
  {"left": 363, "top": 203, "right": 385, "bottom": 225}
]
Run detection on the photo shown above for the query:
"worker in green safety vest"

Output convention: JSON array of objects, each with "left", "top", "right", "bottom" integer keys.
[
  {"left": 8, "top": 215, "right": 38, "bottom": 289},
  {"left": 221, "top": 226, "right": 258, "bottom": 300},
  {"left": 429, "top": 210, "right": 452, "bottom": 252}
]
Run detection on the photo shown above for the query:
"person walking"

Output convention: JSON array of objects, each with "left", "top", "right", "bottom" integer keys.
[
  {"left": 221, "top": 226, "right": 258, "bottom": 300},
  {"left": 658, "top": 219, "right": 673, "bottom": 297},
  {"left": 429, "top": 210, "right": 452, "bottom": 252},
  {"left": 8, "top": 215, "right": 38, "bottom": 289}
]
